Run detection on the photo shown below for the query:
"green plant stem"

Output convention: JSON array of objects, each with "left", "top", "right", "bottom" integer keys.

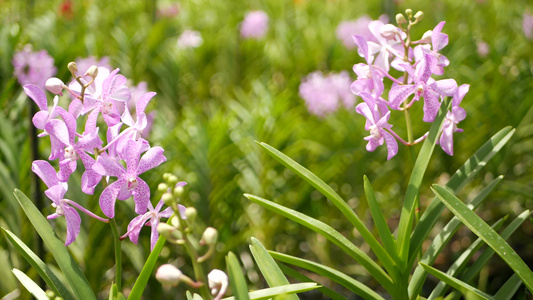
[
  {"left": 173, "top": 203, "right": 211, "bottom": 299},
  {"left": 110, "top": 218, "right": 122, "bottom": 291}
]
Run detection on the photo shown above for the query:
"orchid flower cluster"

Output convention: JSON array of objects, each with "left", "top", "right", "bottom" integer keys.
[
  {"left": 351, "top": 10, "right": 469, "bottom": 160},
  {"left": 24, "top": 62, "right": 171, "bottom": 249}
]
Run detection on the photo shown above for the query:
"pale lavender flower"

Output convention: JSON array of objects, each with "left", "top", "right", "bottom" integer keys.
[
  {"left": 240, "top": 10, "right": 269, "bottom": 39},
  {"left": 439, "top": 84, "right": 469, "bottom": 155},
  {"left": 366, "top": 20, "right": 405, "bottom": 72},
  {"left": 336, "top": 15, "right": 389, "bottom": 49},
  {"left": 75, "top": 56, "right": 111, "bottom": 75},
  {"left": 12, "top": 45, "right": 56, "bottom": 89},
  {"left": 413, "top": 21, "right": 449, "bottom": 75},
  {"left": 24, "top": 85, "right": 63, "bottom": 132},
  {"left": 208, "top": 269, "right": 229, "bottom": 300},
  {"left": 476, "top": 40, "right": 489, "bottom": 57},
  {"left": 523, "top": 12, "right": 533, "bottom": 39},
  {"left": 299, "top": 71, "right": 355, "bottom": 117},
  {"left": 177, "top": 30, "right": 203, "bottom": 49}
]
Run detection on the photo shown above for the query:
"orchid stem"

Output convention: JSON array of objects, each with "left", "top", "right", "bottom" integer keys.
[{"left": 110, "top": 218, "right": 122, "bottom": 291}]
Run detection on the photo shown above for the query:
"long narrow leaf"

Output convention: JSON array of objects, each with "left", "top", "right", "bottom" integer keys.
[
  {"left": 409, "top": 127, "right": 515, "bottom": 262},
  {"left": 249, "top": 237, "right": 298, "bottom": 300},
  {"left": 277, "top": 263, "right": 346, "bottom": 300},
  {"left": 2, "top": 228, "right": 74, "bottom": 300},
  {"left": 420, "top": 263, "right": 494, "bottom": 300},
  {"left": 226, "top": 252, "right": 250, "bottom": 300},
  {"left": 223, "top": 283, "right": 319, "bottom": 300},
  {"left": 408, "top": 176, "right": 503, "bottom": 297},
  {"left": 431, "top": 185, "right": 533, "bottom": 293},
  {"left": 270, "top": 251, "right": 385, "bottom": 300},
  {"left": 363, "top": 176, "right": 397, "bottom": 261},
  {"left": 13, "top": 189, "right": 96, "bottom": 300},
  {"left": 245, "top": 193, "right": 393, "bottom": 289},
  {"left": 12, "top": 268, "right": 50, "bottom": 300},
  {"left": 397, "top": 99, "right": 450, "bottom": 269},
  {"left": 494, "top": 274, "right": 522, "bottom": 300},
  {"left": 257, "top": 142, "right": 396, "bottom": 272}
]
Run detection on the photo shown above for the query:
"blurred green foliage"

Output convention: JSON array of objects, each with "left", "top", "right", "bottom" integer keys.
[{"left": 0, "top": 0, "right": 532, "bottom": 298}]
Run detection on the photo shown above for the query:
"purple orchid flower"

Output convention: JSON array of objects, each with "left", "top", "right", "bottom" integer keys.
[
  {"left": 116, "top": 92, "right": 156, "bottom": 153},
  {"left": 366, "top": 20, "right": 405, "bottom": 73},
  {"left": 351, "top": 34, "right": 385, "bottom": 97},
  {"left": 92, "top": 139, "right": 166, "bottom": 218},
  {"left": 356, "top": 92, "right": 398, "bottom": 160},
  {"left": 122, "top": 200, "right": 185, "bottom": 251},
  {"left": 389, "top": 53, "right": 457, "bottom": 122},
  {"left": 439, "top": 84, "right": 469, "bottom": 155},
  {"left": 24, "top": 84, "right": 66, "bottom": 134},
  {"left": 414, "top": 21, "right": 449, "bottom": 75}
]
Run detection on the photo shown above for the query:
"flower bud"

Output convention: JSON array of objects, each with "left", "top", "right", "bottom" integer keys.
[
  {"left": 185, "top": 207, "right": 197, "bottom": 221},
  {"left": 67, "top": 62, "right": 78, "bottom": 74},
  {"left": 85, "top": 65, "right": 98, "bottom": 78},
  {"left": 167, "top": 174, "right": 178, "bottom": 186},
  {"left": 163, "top": 173, "right": 171, "bottom": 182},
  {"left": 157, "top": 183, "right": 169, "bottom": 193},
  {"left": 162, "top": 192, "right": 174, "bottom": 206},
  {"left": 171, "top": 215, "right": 181, "bottom": 228},
  {"left": 380, "top": 24, "right": 398, "bottom": 40},
  {"left": 157, "top": 223, "right": 178, "bottom": 239},
  {"left": 395, "top": 13, "right": 407, "bottom": 25},
  {"left": 414, "top": 11, "right": 424, "bottom": 21},
  {"left": 420, "top": 30, "right": 432, "bottom": 43},
  {"left": 201, "top": 227, "right": 218, "bottom": 246},
  {"left": 173, "top": 185, "right": 184, "bottom": 198},
  {"left": 405, "top": 9, "right": 412, "bottom": 17},
  {"left": 45, "top": 77, "right": 65, "bottom": 95},
  {"left": 155, "top": 264, "right": 183, "bottom": 286},
  {"left": 208, "top": 269, "right": 228, "bottom": 298}
]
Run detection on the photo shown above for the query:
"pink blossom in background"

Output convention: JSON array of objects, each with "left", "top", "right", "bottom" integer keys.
[
  {"left": 177, "top": 30, "right": 203, "bottom": 49},
  {"left": 75, "top": 56, "right": 112, "bottom": 75},
  {"left": 523, "top": 12, "right": 533, "bottom": 39},
  {"left": 12, "top": 45, "right": 56, "bottom": 89},
  {"left": 336, "top": 14, "right": 388, "bottom": 49},
  {"left": 156, "top": 3, "right": 180, "bottom": 18},
  {"left": 299, "top": 71, "right": 355, "bottom": 117},
  {"left": 240, "top": 10, "right": 269, "bottom": 39},
  {"left": 476, "top": 40, "right": 489, "bottom": 57}
]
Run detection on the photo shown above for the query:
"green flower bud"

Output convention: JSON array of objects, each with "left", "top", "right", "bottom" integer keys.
[
  {"left": 405, "top": 9, "right": 413, "bottom": 17},
  {"left": 396, "top": 13, "right": 407, "bottom": 25},
  {"left": 45, "top": 290, "right": 55, "bottom": 298},
  {"left": 185, "top": 207, "right": 197, "bottom": 221},
  {"left": 162, "top": 192, "right": 174, "bottom": 206},
  {"left": 201, "top": 227, "right": 218, "bottom": 246},
  {"left": 414, "top": 11, "right": 424, "bottom": 21},
  {"left": 167, "top": 175, "right": 179, "bottom": 186},
  {"left": 163, "top": 173, "right": 171, "bottom": 182},
  {"left": 158, "top": 183, "right": 169, "bottom": 193},
  {"left": 173, "top": 185, "right": 184, "bottom": 198},
  {"left": 157, "top": 223, "right": 178, "bottom": 239},
  {"left": 67, "top": 62, "right": 78, "bottom": 74}
]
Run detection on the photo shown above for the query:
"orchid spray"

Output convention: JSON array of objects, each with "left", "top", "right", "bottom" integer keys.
[{"left": 245, "top": 9, "right": 533, "bottom": 299}]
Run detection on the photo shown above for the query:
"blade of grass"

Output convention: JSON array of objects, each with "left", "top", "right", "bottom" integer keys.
[
  {"left": 13, "top": 189, "right": 96, "bottom": 300},
  {"left": 222, "top": 283, "right": 320, "bottom": 300},
  {"left": 245, "top": 193, "right": 393, "bottom": 290},
  {"left": 409, "top": 127, "right": 515, "bottom": 263},
  {"left": 420, "top": 263, "right": 494, "bottom": 300},
  {"left": 494, "top": 274, "right": 522, "bottom": 300},
  {"left": 431, "top": 185, "right": 533, "bottom": 293},
  {"left": 249, "top": 237, "right": 298, "bottom": 300},
  {"left": 12, "top": 268, "right": 49, "bottom": 300},
  {"left": 226, "top": 252, "right": 250, "bottom": 300},
  {"left": 257, "top": 142, "right": 396, "bottom": 273},
  {"left": 2, "top": 228, "right": 74, "bottom": 300},
  {"left": 269, "top": 251, "right": 385, "bottom": 300},
  {"left": 277, "top": 263, "right": 346, "bottom": 300}
]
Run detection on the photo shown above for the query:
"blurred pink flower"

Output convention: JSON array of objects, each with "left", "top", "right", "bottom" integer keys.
[
  {"left": 523, "top": 12, "right": 533, "bottom": 39},
  {"left": 75, "top": 56, "right": 112, "bottom": 75},
  {"left": 157, "top": 3, "right": 180, "bottom": 18},
  {"left": 240, "top": 10, "right": 269, "bottom": 39},
  {"left": 336, "top": 15, "right": 388, "bottom": 49},
  {"left": 12, "top": 45, "right": 56, "bottom": 89},
  {"left": 177, "top": 30, "right": 203, "bottom": 48},
  {"left": 299, "top": 71, "right": 355, "bottom": 117},
  {"left": 476, "top": 40, "right": 489, "bottom": 57}
]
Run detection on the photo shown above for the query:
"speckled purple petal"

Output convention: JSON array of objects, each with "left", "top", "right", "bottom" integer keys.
[
  {"left": 432, "top": 21, "right": 448, "bottom": 51},
  {"left": 439, "top": 120, "right": 454, "bottom": 156},
  {"left": 63, "top": 204, "right": 81, "bottom": 246},
  {"left": 32, "top": 111, "right": 50, "bottom": 130},
  {"left": 84, "top": 108, "right": 101, "bottom": 135},
  {"left": 381, "top": 129, "right": 398, "bottom": 160},
  {"left": 422, "top": 89, "right": 441, "bottom": 122},
  {"left": 81, "top": 169, "right": 101, "bottom": 195},
  {"left": 76, "top": 127, "right": 102, "bottom": 151},
  {"left": 99, "top": 179, "right": 125, "bottom": 218},
  {"left": 24, "top": 84, "right": 48, "bottom": 111},
  {"left": 136, "top": 146, "right": 166, "bottom": 175},
  {"left": 92, "top": 153, "right": 126, "bottom": 177},
  {"left": 388, "top": 84, "right": 415, "bottom": 110},
  {"left": 132, "top": 178, "right": 150, "bottom": 215},
  {"left": 58, "top": 159, "right": 77, "bottom": 182},
  {"left": 150, "top": 218, "right": 160, "bottom": 251},
  {"left": 126, "top": 214, "right": 149, "bottom": 244},
  {"left": 32, "top": 160, "right": 59, "bottom": 188}
]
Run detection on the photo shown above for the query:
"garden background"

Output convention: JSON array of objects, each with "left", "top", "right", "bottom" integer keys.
[{"left": 0, "top": 0, "right": 532, "bottom": 298}]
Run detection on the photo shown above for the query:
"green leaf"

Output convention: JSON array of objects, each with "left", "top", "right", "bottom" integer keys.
[
  {"left": 226, "top": 251, "right": 250, "bottom": 300},
  {"left": 245, "top": 193, "right": 393, "bottom": 290},
  {"left": 419, "top": 263, "right": 494, "bottom": 300},
  {"left": 12, "top": 268, "right": 50, "bottom": 300},
  {"left": 2, "top": 228, "right": 74, "bottom": 300},
  {"left": 257, "top": 142, "right": 396, "bottom": 274},
  {"left": 494, "top": 274, "right": 522, "bottom": 300},
  {"left": 13, "top": 189, "right": 96, "bottom": 300},
  {"left": 431, "top": 185, "right": 533, "bottom": 293},
  {"left": 223, "top": 283, "right": 319, "bottom": 300},
  {"left": 363, "top": 176, "right": 397, "bottom": 261},
  {"left": 249, "top": 237, "right": 298, "bottom": 300},
  {"left": 396, "top": 99, "right": 450, "bottom": 269},
  {"left": 409, "top": 127, "right": 515, "bottom": 263},
  {"left": 277, "top": 263, "right": 346, "bottom": 300},
  {"left": 408, "top": 176, "right": 503, "bottom": 298},
  {"left": 427, "top": 217, "right": 506, "bottom": 300},
  {"left": 269, "top": 251, "right": 385, "bottom": 300}
]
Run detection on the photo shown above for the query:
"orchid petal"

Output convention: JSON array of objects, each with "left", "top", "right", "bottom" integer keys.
[
  {"left": 24, "top": 85, "right": 48, "bottom": 111},
  {"left": 388, "top": 84, "right": 415, "bottom": 110},
  {"left": 136, "top": 146, "right": 166, "bottom": 175},
  {"left": 63, "top": 205, "right": 81, "bottom": 246},
  {"left": 32, "top": 160, "right": 59, "bottom": 188},
  {"left": 99, "top": 179, "right": 125, "bottom": 218},
  {"left": 132, "top": 178, "right": 150, "bottom": 215}
]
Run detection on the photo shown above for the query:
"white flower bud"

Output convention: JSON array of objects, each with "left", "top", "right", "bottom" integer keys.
[
  {"left": 85, "top": 65, "right": 98, "bottom": 78},
  {"left": 155, "top": 264, "right": 183, "bottom": 286},
  {"left": 414, "top": 11, "right": 424, "bottom": 21},
  {"left": 45, "top": 77, "right": 65, "bottom": 95},
  {"left": 420, "top": 30, "right": 433, "bottom": 43},
  {"left": 157, "top": 223, "right": 178, "bottom": 239},
  {"left": 185, "top": 207, "right": 197, "bottom": 221},
  {"left": 208, "top": 269, "right": 228, "bottom": 299},
  {"left": 201, "top": 227, "right": 218, "bottom": 246},
  {"left": 405, "top": 9, "right": 413, "bottom": 17},
  {"left": 67, "top": 62, "right": 78, "bottom": 74},
  {"left": 396, "top": 13, "right": 407, "bottom": 25},
  {"left": 380, "top": 24, "right": 399, "bottom": 40},
  {"left": 162, "top": 193, "right": 174, "bottom": 206},
  {"left": 157, "top": 183, "right": 169, "bottom": 193}
]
